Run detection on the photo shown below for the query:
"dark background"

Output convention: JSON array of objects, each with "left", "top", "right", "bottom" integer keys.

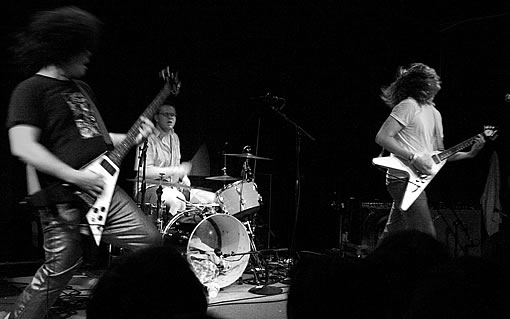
[{"left": 1, "top": 1, "right": 509, "bottom": 262}]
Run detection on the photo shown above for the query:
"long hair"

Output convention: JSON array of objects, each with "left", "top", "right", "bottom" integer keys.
[
  {"left": 10, "top": 6, "right": 102, "bottom": 76},
  {"left": 380, "top": 63, "right": 441, "bottom": 108}
]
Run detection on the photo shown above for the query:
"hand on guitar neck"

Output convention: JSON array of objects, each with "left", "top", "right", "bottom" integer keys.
[
  {"left": 410, "top": 132, "right": 487, "bottom": 176},
  {"left": 134, "top": 116, "right": 156, "bottom": 145}
]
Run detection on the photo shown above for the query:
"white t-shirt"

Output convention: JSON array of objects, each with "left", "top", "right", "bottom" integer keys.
[{"left": 387, "top": 97, "right": 443, "bottom": 180}]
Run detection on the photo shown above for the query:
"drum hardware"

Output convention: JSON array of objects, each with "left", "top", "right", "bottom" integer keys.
[
  {"left": 206, "top": 150, "right": 238, "bottom": 182},
  {"left": 126, "top": 178, "right": 191, "bottom": 189},
  {"left": 242, "top": 220, "right": 283, "bottom": 295},
  {"left": 154, "top": 174, "right": 166, "bottom": 232},
  {"left": 176, "top": 197, "right": 222, "bottom": 217},
  {"left": 240, "top": 146, "right": 254, "bottom": 181}
]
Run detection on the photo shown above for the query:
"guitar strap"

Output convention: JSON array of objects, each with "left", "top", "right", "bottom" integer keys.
[{"left": 73, "top": 80, "right": 114, "bottom": 148}]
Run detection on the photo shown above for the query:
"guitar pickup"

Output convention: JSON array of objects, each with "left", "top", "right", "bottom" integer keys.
[
  {"left": 431, "top": 154, "right": 441, "bottom": 164},
  {"left": 101, "top": 159, "right": 116, "bottom": 176}
]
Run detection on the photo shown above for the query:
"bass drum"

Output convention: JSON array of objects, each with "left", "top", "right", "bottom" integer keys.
[{"left": 162, "top": 211, "right": 250, "bottom": 288}]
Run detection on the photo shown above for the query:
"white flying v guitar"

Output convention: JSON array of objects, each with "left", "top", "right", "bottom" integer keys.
[
  {"left": 30, "top": 67, "right": 180, "bottom": 246},
  {"left": 82, "top": 67, "right": 180, "bottom": 245},
  {"left": 372, "top": 125, "right": 497, "bottom": 211}
]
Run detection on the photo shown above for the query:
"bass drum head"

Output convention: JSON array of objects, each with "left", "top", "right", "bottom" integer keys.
[{"left": 162, "top": 212, "right": 250, "bottom": 288}]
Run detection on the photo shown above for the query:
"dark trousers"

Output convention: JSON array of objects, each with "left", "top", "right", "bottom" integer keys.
[
  {"left": 9, "top": 186, "right": 161, "bottom": 319},
  {"left": 378, "top": 179, "right": 436, "bottom": 245}
]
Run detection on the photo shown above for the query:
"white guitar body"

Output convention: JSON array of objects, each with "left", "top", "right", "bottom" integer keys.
[
  {"left": 372, "top": 153, "right": 446, "bottom": 211},
  {"left": 372, "top": 126, "right": 497, "bottom": 212},
  {"left": 41, "top": 67, "right": 181, "bottom": 246},
  {"left": 82, "top": 154, "right": 120, "bottom": 245}
]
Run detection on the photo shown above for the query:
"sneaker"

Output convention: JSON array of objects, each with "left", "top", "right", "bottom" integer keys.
[{"left": 0, "top": 311, "right": 10, "bottom": 319}]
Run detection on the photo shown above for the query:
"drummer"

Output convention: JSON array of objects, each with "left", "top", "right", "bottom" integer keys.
[{"left": 138, "top": 102, "right": 216, "bottom": 216}]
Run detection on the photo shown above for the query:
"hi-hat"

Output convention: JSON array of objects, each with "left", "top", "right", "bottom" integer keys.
[
  {"left": 126, "top": 178, "right": 191, "bottom": 189},
  {"left": 205, "top": 175, "right": 239, "bottom": 181},
  {"left": 225, "top": 153, "right": 272, "bottom": 160}
]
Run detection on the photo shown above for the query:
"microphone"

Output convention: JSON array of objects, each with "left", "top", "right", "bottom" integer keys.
[{"left": 251, "top": 93, "right": 287, "bottom": 111}]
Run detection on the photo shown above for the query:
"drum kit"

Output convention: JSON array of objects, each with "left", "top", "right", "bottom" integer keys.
[{"left": 132, "top": 148, "right": 283, "bottom": 293}]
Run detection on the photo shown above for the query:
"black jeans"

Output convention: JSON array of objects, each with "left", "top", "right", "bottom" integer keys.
[
  {"left": 378, "top": 179, "right": 436, "bottom": 245},
  {"left": 10, "top": 186, "right": 161, "bottom": 319}
]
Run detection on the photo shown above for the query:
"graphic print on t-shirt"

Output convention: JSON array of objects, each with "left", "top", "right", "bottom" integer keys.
[{"left": 64, "top": 92, "right": 102, "bottom": 139}]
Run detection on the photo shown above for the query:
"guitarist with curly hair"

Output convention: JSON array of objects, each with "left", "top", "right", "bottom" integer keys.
[
  {"left": 4, "top": 7, "right": 167, "bottom": 319},
  {"left": 374, "top": 63, "right": 486, "bottom": 245}
]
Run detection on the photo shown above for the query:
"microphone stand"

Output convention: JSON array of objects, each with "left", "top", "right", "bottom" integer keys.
[
  {"left": 264, "top": 99, "right": 316, "bottom": 263},
  {"left": 138, "top": 140, "right": 149, "bottom": 208},
  {"left": 434, "top": 207, "right": 476, "bottom": 257},
  {"left": 252, "top": 111, "right": 275, "bottom": 250},
  {"left": 449, "top": 207, "right": 477, "bottom": 256}
]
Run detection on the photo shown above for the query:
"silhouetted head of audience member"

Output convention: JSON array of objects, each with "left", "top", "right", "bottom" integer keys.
[
  {"left": 367, "top": 229, "right": 450, "bottom": 268},
  {"left": 364, "top": 230, "right": 451, "bottom": 317},
  {"left": 406, "top": 255, "right": 510, "bottom": 319},
  {"left": 87, "top": 245, "right": 211, "bottom": 319},
  {"left": 287, "top": 253, "right": 393, "bottom": 319}
]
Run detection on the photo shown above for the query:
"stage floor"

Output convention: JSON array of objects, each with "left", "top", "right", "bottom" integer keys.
[{"left": 1, "top": 270, "right": 289, "bottom": 319}]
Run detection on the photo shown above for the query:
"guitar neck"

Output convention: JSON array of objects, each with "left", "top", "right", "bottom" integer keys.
[
  {"left": 437, "top": 134, "right": 478, "bottom": 162},
  {"left": 107, "top": 83, "right": 172, "bottom": 167}
]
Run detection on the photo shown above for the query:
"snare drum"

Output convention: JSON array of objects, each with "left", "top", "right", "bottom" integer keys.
[
  {"left": 215, "top": 180, "right": 262, "bottom": 220},
  {"left": 162, "top": 211, "right": 250, "bottom": 288}
]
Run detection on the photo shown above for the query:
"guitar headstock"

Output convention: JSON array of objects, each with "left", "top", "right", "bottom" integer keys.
[
  {"left": 159, "top": 66, "right": 181, "bottom": 95},
  {"left": 482, "top": 125, "right": 498, "bottom": 141}
]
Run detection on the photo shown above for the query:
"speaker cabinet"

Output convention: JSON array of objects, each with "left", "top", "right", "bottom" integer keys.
[{"left": 431, "top": 208, "right": 482, "bottom": 257}]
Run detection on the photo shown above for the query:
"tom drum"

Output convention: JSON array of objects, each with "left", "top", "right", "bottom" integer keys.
[{"left": 215, "top": 180, "right": 262, "bottom": 220}]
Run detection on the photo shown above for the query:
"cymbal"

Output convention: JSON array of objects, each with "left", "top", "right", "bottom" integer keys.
[
  {"left": 126, "top": 178, "right": 191, "bottom": 189},
  {"left": 205, "top": 175, "right": 239, "bottom": 181},
  {"left": 224, "top": 153, "right": 272, "bottom": 160}
]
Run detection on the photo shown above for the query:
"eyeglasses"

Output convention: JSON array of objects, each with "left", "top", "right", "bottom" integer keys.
[{"left": 159, "top": 112, "right": 177, "bottom": 118}]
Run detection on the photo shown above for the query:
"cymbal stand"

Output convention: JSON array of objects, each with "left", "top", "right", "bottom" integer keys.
[
  {"left": 221, "top": 152, "right": 229, "bottom": 178},
  {"left": 240, "top": 146, "right": 253, "bottom": 181}
]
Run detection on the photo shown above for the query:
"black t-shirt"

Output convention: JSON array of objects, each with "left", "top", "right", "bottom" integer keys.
[{"left": 6, "top": 75, "right": 110, "bottom": 187}]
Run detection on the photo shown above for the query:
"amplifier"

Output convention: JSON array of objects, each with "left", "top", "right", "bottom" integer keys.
[
  {"left": 345, "top": 201, "right": 391, "bottom": 247},
  {"left": 360, "top": 201, "right": 392, "bottom": 210}
]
